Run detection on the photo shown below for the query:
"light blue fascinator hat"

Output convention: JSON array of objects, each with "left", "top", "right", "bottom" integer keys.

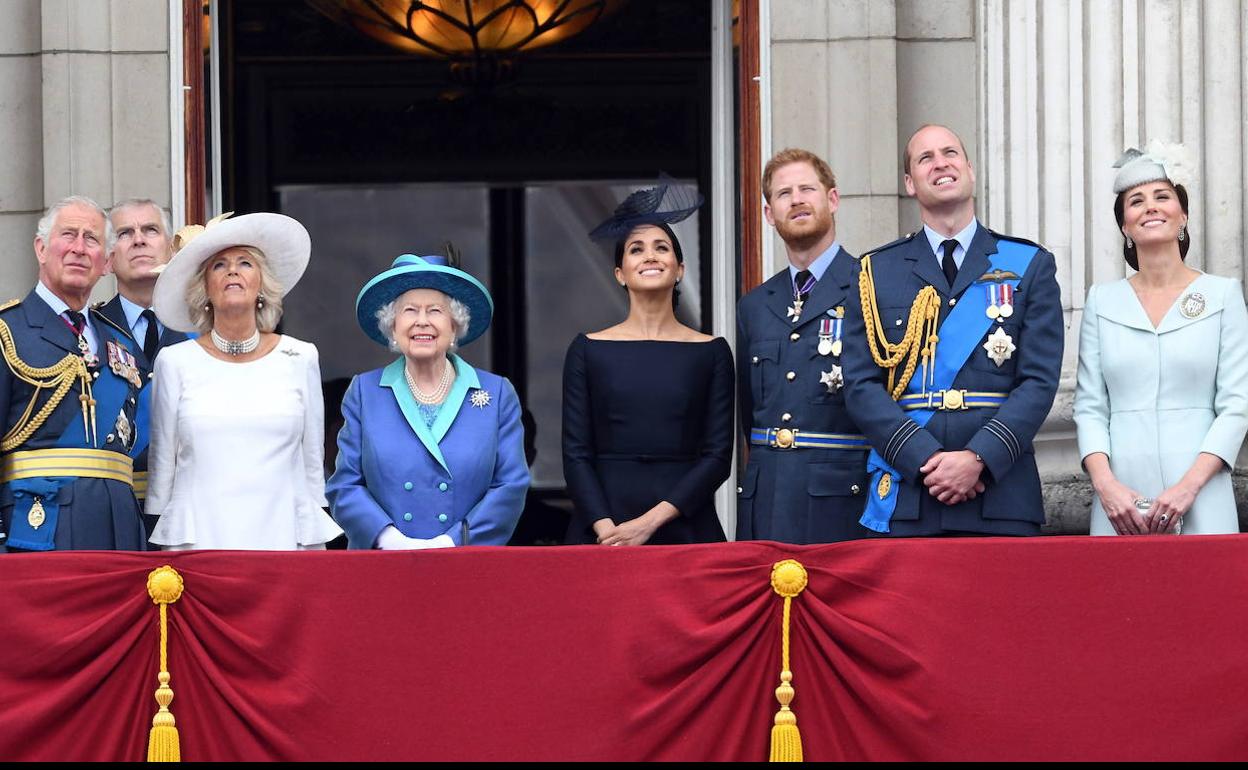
[
  {"left": 1112, "top": 140, "right": 1195, "bottom": 194},
  {"left": 355, "top": 254, "right": 494, "bottom": 348}
]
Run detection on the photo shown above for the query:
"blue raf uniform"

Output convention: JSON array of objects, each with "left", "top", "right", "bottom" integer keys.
[
  {"left": 326, "top": 354, "right": 530, "bottom": 547},
  {"left": 95, "top": 294, "right": 189, "bottom": 534},
  {"left": 0, "top": 288, "right": 148, "bottom": 552},
  {"left": 736, "top": 242, "right": 871, "bottom": 543},
  {"left": 841, "top": 222, "right": 1063, "bottom": 536}
]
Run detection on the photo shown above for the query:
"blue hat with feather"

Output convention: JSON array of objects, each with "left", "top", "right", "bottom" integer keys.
[{"left": 355, "top": 254, "right": 493, "bottom": 348}]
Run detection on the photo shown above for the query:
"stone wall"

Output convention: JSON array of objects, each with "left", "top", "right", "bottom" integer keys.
[{"left": 0, "top": 0, "right": 172, "bottom": 302}]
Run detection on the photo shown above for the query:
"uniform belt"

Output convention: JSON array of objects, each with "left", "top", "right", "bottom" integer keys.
[
  {"left": 750, "top": 427, "right": 869, "bottom": 451},
  {"left": 132, "top": 470, "right": 148, "bottom": 500},
  {"left": 2, "top": 448, "right": 134, "bottom": 486},
  {"left": 898, "top": 390, "right": 1009, "bottom": 411}
]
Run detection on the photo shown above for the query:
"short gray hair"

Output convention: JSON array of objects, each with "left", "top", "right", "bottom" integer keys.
[
  {"left": 107, "top": 198, "right": 172, "bottom": 251},
  {"left": 36, "top": 196, "right": 111, "bottom": 246},
  {"left": 375, "top": 292, "right": 472, "bottom": 352},
  {"left": 185, "top": 246, "right": 286, "bottom": 334}
]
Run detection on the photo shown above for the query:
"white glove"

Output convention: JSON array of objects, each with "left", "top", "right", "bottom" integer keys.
[{"left": 375, "top": 526, "right": 455, "bottom": 550}]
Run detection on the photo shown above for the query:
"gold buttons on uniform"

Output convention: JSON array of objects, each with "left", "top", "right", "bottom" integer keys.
[
  {"left": 752, "top": 356, "right": 759, "bottom": 364},
  {"left": 851, "top": 484, "right": 861, "bottom": 495},
  {"left": 894, "top": 318, "right": 903, "bottom": 326},
  {"left": 737, "top": 486, "right": 743, "bottom": 494},
  {"left": 790, "top": 332, "right": 800, "bottom": 341},
  {"left": 786, "top": 371, "right": 796, "bottom": 381},
  {"left": 949, "top": 298, "right": 957, "bottom": 306},
  {"left": 782, "top": 413, "right": 792, "bottom": 422}
]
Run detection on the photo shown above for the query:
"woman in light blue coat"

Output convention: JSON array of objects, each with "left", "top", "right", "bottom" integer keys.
[
  {"left": 1075, "top": 143, "right": 1248, "bottom": 535},
  {"left": 326, "top": 254, "right": 529, "bottom": 548}
]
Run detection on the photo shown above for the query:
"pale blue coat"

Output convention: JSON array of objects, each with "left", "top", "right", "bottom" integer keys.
[
  {"left": 326, "top": 355, "right": 529, "bottom": 547},
  {"left": 1075, "top": 274, "right": 1248, "bottom": 534}
]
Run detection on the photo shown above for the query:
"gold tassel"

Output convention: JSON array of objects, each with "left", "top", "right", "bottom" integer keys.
[
  {"left": 146, "top": 566, "right": 185, "bottom": 762},
  {"left": 769, "top": 559, "right": 809, "bottom": 762}
]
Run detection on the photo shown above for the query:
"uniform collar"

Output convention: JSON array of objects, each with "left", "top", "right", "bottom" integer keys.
[
  {"left": 922, "top": 218, "right": 980, "bottom": 259},
  {"left": 35, "top": 280, "right": 74, "bottom": 317},
  {"left": 788, "top": 240, "right": 841, "bottom": 283}
]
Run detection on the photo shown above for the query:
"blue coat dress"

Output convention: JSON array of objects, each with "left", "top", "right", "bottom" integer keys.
[
  {"left": 841, "top": 225, "right": 1063, "bottom": 536},
  {"left": 326, "top": 354, "right": 530, "bottom": 548}
]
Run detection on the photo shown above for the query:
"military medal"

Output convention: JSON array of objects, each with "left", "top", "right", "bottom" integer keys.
[
  {"left": 76, "top": 334, "right": 99, "bottom": 368},
  {"left": 985, "top": 284, "right": 1001, "bottom": 319},
  {"left": 983, "top": 326, "right": 1016, "bottom": 367},
  {"left": 114, "top": 410, "right": 132, "bottom": 449},
  {"left": 106, "top": 341, "right": 141, "bottom": 388},
  {"left": 470, "top": 389, "right": 492, "bottom": 409},
  {"left": 820, "top": 366, "right": 844, "bottom": 394},
  {"left": 998, "top": 284, "right": 1015, "bottom": 318},
  {"left": 28, "top": 496, "right": 46, "bottom": 529},
  {"left": 788, "top": 271, "right": 817, "bottom": 323},
  {"left": 1179, "top": 292, "right": 1206, "bottom": 319},
  {"left": 817, "top": 317, "right": 843, "bottom": 356}
]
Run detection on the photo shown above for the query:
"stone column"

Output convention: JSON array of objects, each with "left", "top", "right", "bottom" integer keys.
[
  {"left": 977, "top": 0, "right": 1248, "bottom": 531},
  {"left": 0, "top": 0, "right": 173, "bottom": 302},
  {"left": 767, "top": 0, "right": 900, "bottom": 270}
]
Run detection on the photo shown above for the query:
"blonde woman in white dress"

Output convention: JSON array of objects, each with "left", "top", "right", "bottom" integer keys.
[
  {"left": 145, "top": 213, "right": 343, "bottom": 550},
  {"left": 1075, "top": 143, "right": 1248, "bottom": 536}
]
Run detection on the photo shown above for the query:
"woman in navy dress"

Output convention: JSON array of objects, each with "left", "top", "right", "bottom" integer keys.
[{"left": 563, "top": 178, "right": 733, "bottom": 545}]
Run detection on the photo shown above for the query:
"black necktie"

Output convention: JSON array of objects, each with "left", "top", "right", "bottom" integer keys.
[
  {"left": 941, "top": 239, "right": 959, "bottom": 287},
  {"left": 65, "top": 310, "right": 86, "bottom": 336},
  {"left": 141, "top": 309, "right": 160, "bottom": 363},
  {"left": 794, "top": 269, "right": 814, "bottom": 300}
]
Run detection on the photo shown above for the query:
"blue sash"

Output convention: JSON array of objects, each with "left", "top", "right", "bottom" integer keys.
[
  {"left": 860, "top": 240, "right": 1038, "bottom": 532},
  {"left": 6, "top": 335, "right": 136, "bottom": 550}
]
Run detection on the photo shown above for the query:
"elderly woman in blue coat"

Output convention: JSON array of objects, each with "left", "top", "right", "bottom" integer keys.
[{"left": 326, "top": 254, "right": 529, "bottom": 548}]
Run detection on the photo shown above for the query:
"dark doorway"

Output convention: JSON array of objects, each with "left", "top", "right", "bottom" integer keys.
[{"left": 218, "top": 0, "right": 715, "bottom": 541}]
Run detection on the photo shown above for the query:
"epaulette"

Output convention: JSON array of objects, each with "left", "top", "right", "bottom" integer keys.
[
  {"left": 0, "top": 298, "right": 19, "bottom": 313},
  {"left": 987, "top": 228, "right": 1043, "bottom": 250},
  {"left": 859, "top": 231, "right": 919, "bottom": 260}
]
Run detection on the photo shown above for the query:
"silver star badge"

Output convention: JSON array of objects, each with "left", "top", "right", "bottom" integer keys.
[
  {"left": 819, "top": 366, "right": 843, "bottom": 394},
  {"left": 983, "top": 326, "right": 1016, "bottom": 367},
  {"left": 469, "top": 389, "right": 492, "bottom": 409},
  {"left": 787, "top": 299, "right": 803, "bottom": 322}
]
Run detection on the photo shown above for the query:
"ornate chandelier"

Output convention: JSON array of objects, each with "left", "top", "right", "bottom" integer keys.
[{"left": 308, "top": 1, "right": 624, "bottom": 60}]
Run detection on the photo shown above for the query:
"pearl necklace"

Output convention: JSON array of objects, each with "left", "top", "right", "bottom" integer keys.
[
  {"left": 405, "top": 358, "right": 453, "bottom": 405},
  {"left": 210, "top": 328, "right": 261, "bottom": 356}
]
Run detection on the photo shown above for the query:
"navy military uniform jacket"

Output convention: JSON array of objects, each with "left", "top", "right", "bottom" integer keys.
[
  {"left": 841, "top": 225, "right": 1063, "bottom": 536},
  {"left": 736, "top": 246, "right": 870, "bottom": 543},
  {"left": 96, "top": 295, "right": 188, "bottom": 535},
  {"left": 0, "top": 290, "right": 148, "bottom": 551}
]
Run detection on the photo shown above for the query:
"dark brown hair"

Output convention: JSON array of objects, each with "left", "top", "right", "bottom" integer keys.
[
  {"left": 613, "top": 222, "right": 683, "bottom": 307},
  {"left": 1113, "top": 182, "right": 1190, "bottom": 270}
]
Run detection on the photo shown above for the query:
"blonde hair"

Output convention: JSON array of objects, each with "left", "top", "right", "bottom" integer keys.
[{"left": 184, "top": 246, "right": 285, "bottom": 334}]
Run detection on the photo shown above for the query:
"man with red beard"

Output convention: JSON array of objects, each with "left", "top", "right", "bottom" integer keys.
[
  {"left": 736, "top": 148, "right": 870, "bottom": 543},
  {"left": 841, "top": 124, "right": 1061, "bottom": 537}
]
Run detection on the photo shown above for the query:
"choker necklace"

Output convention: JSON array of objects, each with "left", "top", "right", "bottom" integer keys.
[
  {"left": 405, "top": 358, "right": 453, "bottom": 405},
  {"left": 211, "top": 328, "right": 261, "bottom": 356}
]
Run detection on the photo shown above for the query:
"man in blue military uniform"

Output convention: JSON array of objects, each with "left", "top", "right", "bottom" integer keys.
[
  {"left": 0, "top": 196, "right": 148, "bottom": 552},
  {"left": 736, "top": 148, "right": 870, "bottom": 543},
  {"left": 98, "top": 198, "right": 188, "bottom": 532},
  {"left": 842, "top": 124, "right": 1062, "bottom": 537}
]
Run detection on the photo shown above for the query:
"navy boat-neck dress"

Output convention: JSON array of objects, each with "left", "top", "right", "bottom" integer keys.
[{"left": 562, "top": 334, "right": 733, "bottom": 544}]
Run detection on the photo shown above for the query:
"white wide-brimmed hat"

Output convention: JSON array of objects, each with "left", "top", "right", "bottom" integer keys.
[{"left": 152, "top": 212, "right": 311, "bottom": 332}]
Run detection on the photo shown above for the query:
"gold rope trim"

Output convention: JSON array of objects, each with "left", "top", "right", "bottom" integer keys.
[
  {"left": 857, "top": 255, "right": 943, "bottom": 400},
  {"left": 0, "top": 317, "right": 93, "bottom": 451},
  {"left": 146, "top": 566, "right": 185, "bottom": 762},
  {"left": 769, "top": 559, "right": 809, "bottom": 762}
]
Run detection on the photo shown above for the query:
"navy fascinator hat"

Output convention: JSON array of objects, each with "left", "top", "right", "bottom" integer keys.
[{"left": 587, "top": 173, "right": 704, "bottom": 242}]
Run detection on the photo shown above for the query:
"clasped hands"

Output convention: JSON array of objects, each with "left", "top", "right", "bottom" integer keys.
[
  {"left": 920, "top": 450, "right": 986, "bottom": 505},
  {"left": 376, "top": 525, "right": 455, "bottom": 550},
  {"left": 1097, "top": 477, "right": 1189, "bottom": 535}
]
